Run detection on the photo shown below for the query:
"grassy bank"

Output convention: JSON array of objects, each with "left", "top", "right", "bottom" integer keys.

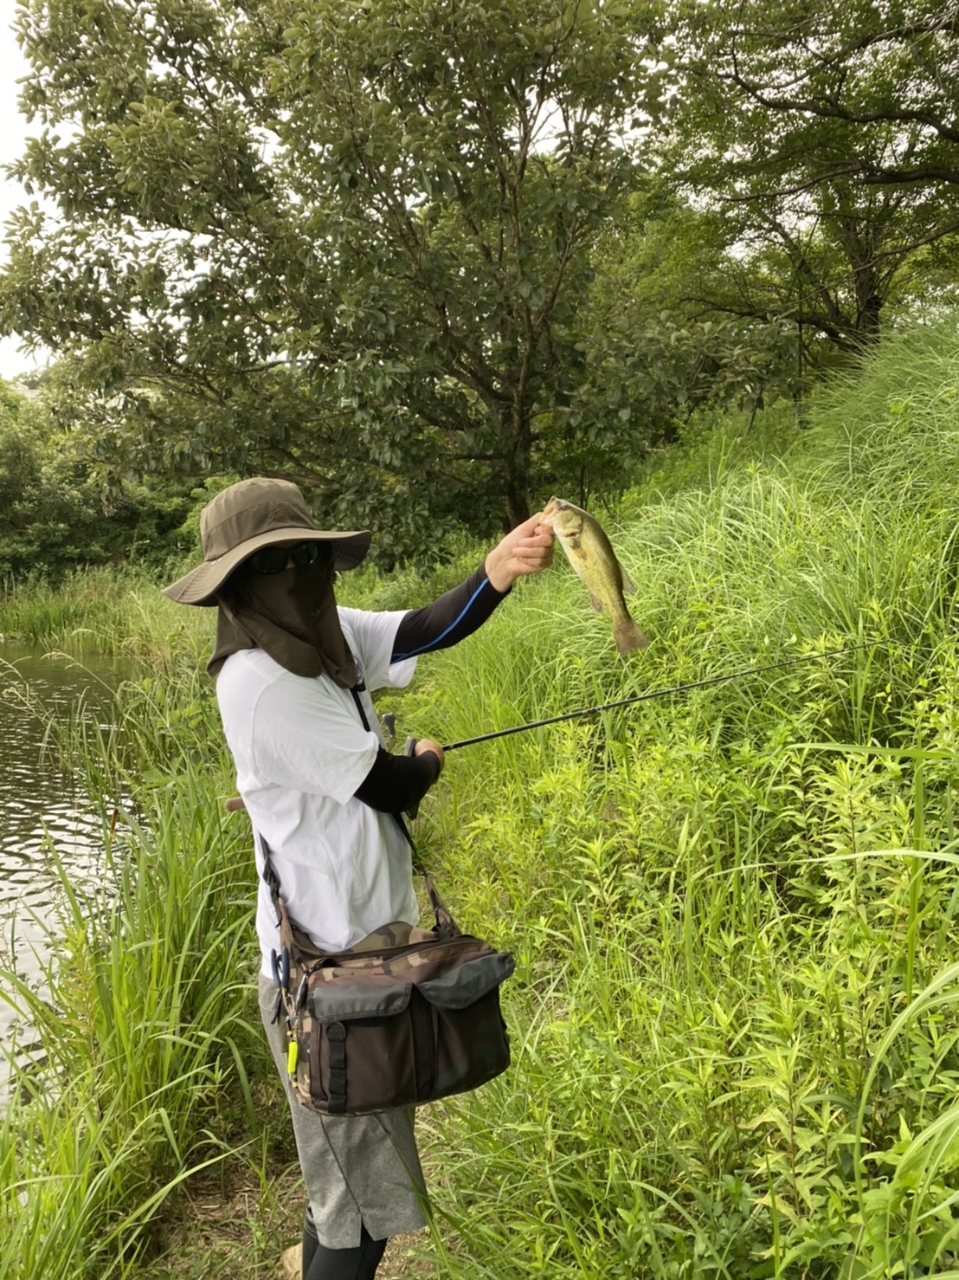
[
  {"left": 3, "top": 319, "right": 959, "bottom": 1277},
  {"left": 0, "top": 662, "right": 279, "bottom": 1278}
]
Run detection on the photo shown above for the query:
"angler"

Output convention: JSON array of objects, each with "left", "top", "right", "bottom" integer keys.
[{"left": 163, "top": 477, "right": 554, "bottom": 1280}]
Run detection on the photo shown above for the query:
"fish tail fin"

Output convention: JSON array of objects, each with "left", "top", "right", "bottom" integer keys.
[{"left": 614, "top": 618, "right": 648, "bottom": 655}]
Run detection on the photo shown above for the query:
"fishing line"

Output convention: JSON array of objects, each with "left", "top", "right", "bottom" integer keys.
[{"left": 441, "top": 639, "right": 897, "bottom": 752}]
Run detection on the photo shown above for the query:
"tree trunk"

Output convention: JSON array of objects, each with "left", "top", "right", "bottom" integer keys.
[
  {"left": 857, "top": 292, "right": 883, "bottom": 345},
  {"left": 503, "top": 475, "right": 531, "bottom": 530},
  {"left": 501, "top": 423, "right": 532, "bottom": 529}
]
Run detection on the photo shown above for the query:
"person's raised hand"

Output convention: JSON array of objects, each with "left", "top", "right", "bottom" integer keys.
[{"left": 485, "top": 513, "right": 554, "bottom": 592}]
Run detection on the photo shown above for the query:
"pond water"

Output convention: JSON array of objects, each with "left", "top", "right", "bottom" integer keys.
[{"left": 0, "top": 645, "right": 131, "bottom": 1092}]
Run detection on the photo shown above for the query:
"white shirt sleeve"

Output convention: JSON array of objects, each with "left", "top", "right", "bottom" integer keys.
[{"left": 338, "top": 607, "right": 418, "bottom": 691}]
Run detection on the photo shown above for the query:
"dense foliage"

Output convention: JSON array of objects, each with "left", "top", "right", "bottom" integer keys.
[
  {"left": 0, "top": 378, "right": 197, "bottom": 580},
  {"left": 4, "top": 0, "right": 959, "bottom": 562},
  {"left": 662, "top": 0, "right": 959, "bottom": 352},
  {"left": 2, "top": 0, "right": 660, "bottom": 550}
]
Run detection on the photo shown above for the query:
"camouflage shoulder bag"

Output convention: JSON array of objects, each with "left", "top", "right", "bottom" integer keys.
[
  {"left": 261, "top": 838, "right": 514, "bottom": 1116},
  {"left": 259, "top": 680, "right": 513, "bottom": 1115}
]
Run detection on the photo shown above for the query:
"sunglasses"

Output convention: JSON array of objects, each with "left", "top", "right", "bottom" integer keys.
[{"left": 245, "top": 541, "right": 329, "bottom": 575}]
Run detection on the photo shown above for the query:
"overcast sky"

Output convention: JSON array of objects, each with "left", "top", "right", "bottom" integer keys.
[{"left": 1, "top": 4, "right": 47, "bottom": 381}]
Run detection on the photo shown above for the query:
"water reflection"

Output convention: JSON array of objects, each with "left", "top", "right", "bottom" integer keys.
[{"left": 0, "top": 646, "right": 130, "bottom": 1089}]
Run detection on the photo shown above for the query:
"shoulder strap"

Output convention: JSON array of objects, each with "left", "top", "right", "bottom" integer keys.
[
  {"left": 259, "top": 830, "right": 458, "bottom": 949},
  {"left": 256, "top": 682, "right": 459, "bottom": 946},
  {"left": 258, "top": 832, "right": 312, "bottom": 961}
]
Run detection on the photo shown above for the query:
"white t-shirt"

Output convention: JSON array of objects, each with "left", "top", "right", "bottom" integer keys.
[{"left": 215, "top": 607, "right": 419, "bottom": 976}]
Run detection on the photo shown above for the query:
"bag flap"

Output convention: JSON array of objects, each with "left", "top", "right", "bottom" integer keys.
[
  {"left": 417, "top": 951, "right": 515, "bottom": 1010},
  {"left": 309, "top": 980, "right": 412, "bottom": 1021}
]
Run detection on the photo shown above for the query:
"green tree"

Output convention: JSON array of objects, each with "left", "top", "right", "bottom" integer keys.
[
  {"left": 661, "top": 0, "right": 959, "bottom": 350},
  {"left": 0, "top": 378, "right": 194, "bottom": 579},
  {"left": 682, "top": 0, "right": 959, "bottom": 190},
  {"left": 3, "top": 0, "right": 656, "bottom": 551},
  {"left": 537, "top": 188, "right": 799, "bottom": 504}
]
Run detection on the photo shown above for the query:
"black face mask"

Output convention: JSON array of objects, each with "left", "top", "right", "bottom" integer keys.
[{"left": 208, "top": 553, "right": 356, "bottom": 686}]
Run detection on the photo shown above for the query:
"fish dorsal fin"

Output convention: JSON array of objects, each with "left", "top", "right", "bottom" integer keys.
[{"left": 620, "top": 568, "right": 636, "bottom": 596}]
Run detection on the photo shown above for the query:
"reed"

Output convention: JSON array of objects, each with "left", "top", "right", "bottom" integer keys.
[
  {"left": 0, "top": 565, "right": 213, "bottom": 664},
  {"left": 0, "top": 667, "right": 272, "bottom": 1279}
]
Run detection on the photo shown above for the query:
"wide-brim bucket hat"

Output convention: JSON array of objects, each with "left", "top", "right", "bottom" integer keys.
[{"left": 163, "top": 477, "right": 372, "bottom": 606}]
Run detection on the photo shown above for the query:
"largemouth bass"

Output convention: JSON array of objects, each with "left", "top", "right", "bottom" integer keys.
[{"left": 541, "top": 496, "right": 648, "bottom": 655}]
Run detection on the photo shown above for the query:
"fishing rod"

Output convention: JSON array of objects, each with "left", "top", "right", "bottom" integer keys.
[
  {"left": 225, "top": 640, "right": 895, "bottom": 816},
  {"left": 439, "top": 639, "right": 895, "bottom": 752}
]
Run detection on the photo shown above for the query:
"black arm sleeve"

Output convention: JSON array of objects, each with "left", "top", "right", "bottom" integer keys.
[
  {"left": 353, "top": 746, "right": 441, "bottom": 813},
  {"left": 391, "top": 562, "right": 509, "bottom": 661}
]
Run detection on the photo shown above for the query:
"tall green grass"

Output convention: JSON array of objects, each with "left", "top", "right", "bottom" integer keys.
[
  {"left": 403, "top": 319, "right": 959, "bottom": 1277},
  {"left": 0, "top": 565, "right": 213, "bottom": 662},
  {"left": 4, "top": 317, "right": 959, "bottom": 1276},
  {"left": 0, "top": 668, "right": 272, "bottom": 1279}
]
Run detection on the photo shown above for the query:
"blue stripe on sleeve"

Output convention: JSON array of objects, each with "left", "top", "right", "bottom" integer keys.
[{"left": 391, "top": 578, "right": 493, "bottom": 660}]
